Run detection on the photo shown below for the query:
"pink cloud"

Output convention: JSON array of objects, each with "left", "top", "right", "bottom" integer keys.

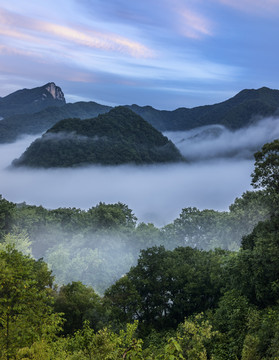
[
  {"left": 179, "top": 9, "right": 212, "bottom": 39},
  {"left": 0, "top": 8, "right": 154, "bottom": 58},
  {"left": 165, "top": 0, "right": 213, "bottom": 39}
]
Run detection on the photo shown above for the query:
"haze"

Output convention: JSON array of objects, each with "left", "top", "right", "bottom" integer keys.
[{"left": 6, "top": 117, "right": 279, "bottom": 225}]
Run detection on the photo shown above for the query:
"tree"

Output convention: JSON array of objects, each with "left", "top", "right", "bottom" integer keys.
[
  {"left": 0, "top": 195, "right": 15, "bottom": 239},
  {"left": 0, "top": 230, "right": 32, "bottom": 256},
  {"left": 227, "top": 216, "right": 279, "bottom": 308},
  {"left": 87, "top": 202, "right": 137, "bottom": 231},
  {"left": 162, "top": 207, "right": 234, "bottom": 250},
  {"left": 0, "top": 247, "right": 60, "bottom": 359},
  {"left": 105, "top": 246, "right": 226, "bottom": 333},
  {"left": 54, "top": 281, "right": 105, "bottom": 335},
  {"left": 212, "top": 290, "right": 253, "bottom": 359},
  {"left": 251, "top": 139, "right": 279, "bottom": 192},
  {"left": 251, "top": 139, "right": 279, "bottom": 213}
]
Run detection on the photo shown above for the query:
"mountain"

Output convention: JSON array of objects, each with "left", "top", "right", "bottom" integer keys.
[
  {"left": 1, "top": 85, "right": 279, "bottom": 144},
  {"left": 0, "top": 82, "right": 66, "bottom": 117},
  {"left": 12, "top": 107, "right": 183, "bottom": 168},
  {"left": 0, "top": 101, "right": 111, "bottom": 143},
  {"left": 127, "top": 87, "right": 279, "bottom": 131}
]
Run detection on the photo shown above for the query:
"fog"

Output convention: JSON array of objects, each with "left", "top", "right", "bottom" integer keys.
[
  {"left": 0, "top": 140, "right": 256, "bottom": 227},
  {"left": 165, "top": 116, "right": 279, "bottom": 161},
  {"left": 3, "top": 117, "right": 278, "bottom": 225}
]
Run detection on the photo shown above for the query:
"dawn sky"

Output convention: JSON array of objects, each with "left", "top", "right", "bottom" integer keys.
[{"left": 0, "top": 0, "right": 278, "bottom": 109}]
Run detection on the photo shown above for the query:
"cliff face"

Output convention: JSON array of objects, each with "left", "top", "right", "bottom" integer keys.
[
  {"left": 0, "top": 82, "right": 66, "bottom": 118},
  {"left": 45, "top": 82, "right": 65, "bottom": 102}
]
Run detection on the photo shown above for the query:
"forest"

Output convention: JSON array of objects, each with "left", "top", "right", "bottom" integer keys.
[
  {"left": 12, "top": 107, "right": 182, "bottom": 167},
  {"left": 1, "top": 139, "right": 279, "bottom": 359}
]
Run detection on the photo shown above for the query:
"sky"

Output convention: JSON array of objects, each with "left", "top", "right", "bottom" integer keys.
[{"left": 0, "top": 0, "right": 278, "bottom": 109}]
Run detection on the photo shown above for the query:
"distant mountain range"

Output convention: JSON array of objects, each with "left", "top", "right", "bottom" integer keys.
[
  {"left": 13, "top": 107, "right": 183, "bottom": 167},
  {"left": 1, "top": 83, "right": 279, "bottom": 143}
]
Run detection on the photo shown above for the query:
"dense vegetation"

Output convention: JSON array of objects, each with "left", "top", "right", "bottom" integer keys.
[
  {"left": 1, "top": 84, "right": 279, "bottom": 143},
  {"left": 128, "top": 86, "right": 279, "bottom": 131},
  {"left": 12, "top": 107, "right": 183, "bottom": 167},
  {"left": 1, "top": 139, "right": 279, "bottom": 359},
  {"left": 0, "top": 101, "right": 111, "bottom": 143}
]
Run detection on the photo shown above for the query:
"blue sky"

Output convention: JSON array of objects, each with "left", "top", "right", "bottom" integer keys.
[{"left": 0, "top": 0, "right": 278, "bottom": 109}]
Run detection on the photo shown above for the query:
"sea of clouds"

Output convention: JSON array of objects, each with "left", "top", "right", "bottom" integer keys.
[{"left": 1, "top": 116, "right": 278, "bottom": 226}]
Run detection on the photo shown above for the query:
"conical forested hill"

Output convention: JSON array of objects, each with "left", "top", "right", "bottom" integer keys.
[{"left": 12, "top": 107, "right": 183, "bottom": 167}]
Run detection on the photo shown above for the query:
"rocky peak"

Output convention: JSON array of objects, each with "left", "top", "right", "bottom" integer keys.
[{"left": 44, "top": 82, "right": 65, "bottom": 102}]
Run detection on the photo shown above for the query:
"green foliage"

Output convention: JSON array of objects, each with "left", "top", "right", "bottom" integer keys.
[
  {"left": 163, "top": 189, "right": 269, "bottom": 251},
  {"left": 87, "top": 202, "right": 137, "bottom": 231},
  {"left": 0, "top": 100, "right": 111, "bottom": 143},
  {"left": 0, "top": 230, "right": 32, "bottom": 256},
  {"left": 175, "top": 314, "right": 218, "bottom": 360},
  {"left": 0, "top": 195, "right": 16, "bottom": 239},
  {"left": 54, "top": 281, "right": 106, "bottom": 335},
  {"left": 212, "top": 290, "right": 253, "bottom": 359},
  {"left": 59, "top": 320, "right": 144, "bottom": 360},
  {"left": 251, "top": 139, "right": 279, "bottom": 214},
  {"left": 105, "top": 246, "right": 227, "bottom": 333},
  {"left": 13, "top": 107, "right": 183, "bottom": 167},
  {"left": 12, "top": 201, "right": 139, "bottom": 292},
  {"left": 162, "top": 207, "right": 233, "bottom": 250},
  {"left": 228, "top": 216, "right": 279, "bottom": 307},
  {"left": 229, "top": 190, "right": 270, "bottom": 243},
  {"left": 0, "top": 248, "right": 61, "bottom": 359},
  {"left": 129, "top": 87, "right": 279, "bottom": 131},
  {"left": 251, "top": 139, "right": 279, "bottom": 191},
  {"left": 2, "top": 136, "right": 279, "bottom": 358}
]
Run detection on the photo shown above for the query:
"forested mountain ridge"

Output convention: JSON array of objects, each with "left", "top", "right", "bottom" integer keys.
[
  {"left": 1, "top": 84, "right": 279, "bottom": 143},
  {"left": 0, "top": 82, "right": 65, "bottom": 118},
  {"left": 12, "top": 107, "right": 183, "bottom": 167},
  {"left": 0, "top": 101, "right": 111, "bottom": 143},
  {"left": 127, "top": 86, "right": 279, "bottom": 131}
]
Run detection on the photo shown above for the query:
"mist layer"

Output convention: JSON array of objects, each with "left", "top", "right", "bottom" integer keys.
[{"left": 0, "top": 134, "right": 255, "bottom": 226}]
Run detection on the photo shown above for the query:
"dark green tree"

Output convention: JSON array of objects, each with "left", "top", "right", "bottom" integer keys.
[
  {"left": 212, "top": 290, "right": 253, "bottom": 359},
  {"left": 105, "top": 246, "right": 227, "bottom": 334},
  {"left": 54, "top": 281, "right": 105, "bottom": 334},
  {"left": 0, "top": 195, "right": 16, "bottom": 239},
  {"left": 251, "top": 139, "right": 279, "bottom": 213},
  {"left": 87, "top": 202, "right": 137, "bottom": 231}
]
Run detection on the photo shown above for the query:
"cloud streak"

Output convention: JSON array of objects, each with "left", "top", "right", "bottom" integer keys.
[
  {"left": 169, "top": 0, "right": 213, "bottom": 39},
  {"left": 215, "top": 0, "right": 279, "bottom": 16},
  {"left": 0, "top": 8, "right": 154, "bottom": 58}
]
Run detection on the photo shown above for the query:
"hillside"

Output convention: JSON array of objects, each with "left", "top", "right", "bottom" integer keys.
[
  {"left": 127, "top": 86, "right": 279, "bottom": 131},
  {"left": 0, "top": 101, "right": 111, "bottom": 143},
  {"left": 12, "top": 107, "right": 183, "bottom": 167},
  {"left": 0, "top": 82, "right": 65, "bottom": 117},
  {"left": 1, "top": 85, "right": 279, "bottom": 143}
]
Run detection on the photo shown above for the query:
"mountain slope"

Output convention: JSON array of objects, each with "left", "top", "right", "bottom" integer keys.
[
  {"left": 1, "top": 85, "right": 279, "bottom": 144},
  {"left": 127, "top": 87, "right": 279, "bottom": 131},
  {"left": 0, "top": 82, "right": 65, "bottom": 117},
  {"left": 12, "top": 107, "right": 183, "bottom": 167},
  {"left": 0, "top": 101, "right": 112, "bottom": 143}
]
